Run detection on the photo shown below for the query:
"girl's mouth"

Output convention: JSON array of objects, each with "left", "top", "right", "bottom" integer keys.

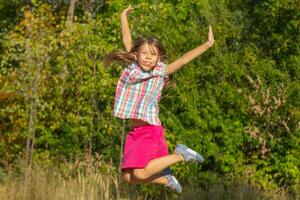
[{"left": 144, "top": 62, "right": 152, "bottom": 67}]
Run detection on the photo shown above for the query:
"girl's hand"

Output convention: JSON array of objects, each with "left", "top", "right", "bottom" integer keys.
[
  {"left": 207, "top": 26, "right": 214, "bottom": 47},
  {"left": 121, "top": 5, "right": 134, "bottom": 17}
]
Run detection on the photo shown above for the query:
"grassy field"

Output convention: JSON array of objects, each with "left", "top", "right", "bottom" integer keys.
[{"left": 0, "top": 157, "right": 295, "bottom": 200}]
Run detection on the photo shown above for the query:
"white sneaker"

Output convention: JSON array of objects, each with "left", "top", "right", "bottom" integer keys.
[
  {"left": 165, "top": 174, "right": 182, "bottom": 193},
  {"left": 175, "top": 144, "right": 204, "bottom": 163}
]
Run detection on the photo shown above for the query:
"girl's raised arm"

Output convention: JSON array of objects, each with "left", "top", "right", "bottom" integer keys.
[
  {"left": 121, "top": 5, "right": 134, "bottom": 52},
  {"left": 166, "top": 26, "right": 214, "bottom": 75}
]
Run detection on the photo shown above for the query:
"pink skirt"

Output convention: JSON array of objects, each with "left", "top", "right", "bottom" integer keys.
[{"left": 122, "top": 124, "right": 169, "bottom": 170}]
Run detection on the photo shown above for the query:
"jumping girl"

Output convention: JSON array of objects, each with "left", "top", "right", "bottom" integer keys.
[{"left": 105, "top": 5, "right": 214, "bottom": 193}]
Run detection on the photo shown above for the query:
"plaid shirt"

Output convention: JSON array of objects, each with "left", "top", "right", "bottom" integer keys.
[{"left": 113, "top": 62, "right": 166, "bottom": 125}]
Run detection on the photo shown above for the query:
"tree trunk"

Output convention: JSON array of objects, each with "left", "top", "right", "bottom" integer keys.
[
  {"left": 66, "top": 0, "right": 77, "bottom": 29},
  {"left": 26, "top": 85, "right": 36, "bottom": 168},
  {"left": 24, "top": 38, "right": 37, "bottom": 178}
]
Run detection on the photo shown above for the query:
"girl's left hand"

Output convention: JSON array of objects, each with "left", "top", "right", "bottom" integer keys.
[{"left": 207, "top": 26, "right": 214, "bottom": 47}]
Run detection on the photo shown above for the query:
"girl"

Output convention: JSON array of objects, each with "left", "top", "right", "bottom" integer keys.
[{"left": 105, "top": 5, "right": 214, "bottom": 193}]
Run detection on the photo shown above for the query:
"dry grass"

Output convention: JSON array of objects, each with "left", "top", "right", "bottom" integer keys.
[
  {"left": 0, "top": 156, "right": 297, "bottom": 200},
  {"left": 0, "top": 155, "right": 121, "bottom": 200}
]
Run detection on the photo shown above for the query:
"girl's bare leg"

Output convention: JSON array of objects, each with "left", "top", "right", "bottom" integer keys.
[
  {"left": 123, "top": 169, "right": 168, "bottom": 185},
  {"left": 132, "top": 154, "right": 184, "bottom": 181}
]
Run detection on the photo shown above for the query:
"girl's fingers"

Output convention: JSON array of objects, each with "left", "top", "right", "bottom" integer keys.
[
  {"left": 126, "top": 5, "right": 132, "bottom": 11},
  {"left": 208, "top": 26, "right": 214, "bottom": 46},
  {"left": 208, "top": 26, "right": 214, "bottom": 41},
  {"left": 125, "top": 5, "right": 134, "bottom": 15}
]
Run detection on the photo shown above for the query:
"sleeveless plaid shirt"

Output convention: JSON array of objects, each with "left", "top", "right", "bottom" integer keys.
[{"left": 113, "top": 62, "right": 166, "bottom": 125}]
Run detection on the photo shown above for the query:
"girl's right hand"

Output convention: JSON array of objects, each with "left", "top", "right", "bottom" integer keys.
[
  {"left": 207, "top": 26, "right": 214, "bottom": 47},
  {"left": 121, "top": 5, "right": 134, "bottom": 16}
]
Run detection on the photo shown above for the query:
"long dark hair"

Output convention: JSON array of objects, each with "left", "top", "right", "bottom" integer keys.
[{"left": 104, "top": 36, "right": 167, "bottom": 66}]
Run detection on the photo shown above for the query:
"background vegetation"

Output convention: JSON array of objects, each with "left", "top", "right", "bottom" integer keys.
[{"left": 0, "top": 0, "right": 299, "bottom": 199}]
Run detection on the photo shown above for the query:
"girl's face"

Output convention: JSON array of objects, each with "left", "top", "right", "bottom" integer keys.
[{"left": 136, "top": 43, "right": 160, "bottom": 71}]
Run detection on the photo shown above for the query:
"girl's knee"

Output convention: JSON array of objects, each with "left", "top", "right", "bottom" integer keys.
[
  {"left": 132, "top": 169, "right": 148, "bottom": 181},
  {"left": 123, "top": 173, "right": 132, "bottom": 184}
]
